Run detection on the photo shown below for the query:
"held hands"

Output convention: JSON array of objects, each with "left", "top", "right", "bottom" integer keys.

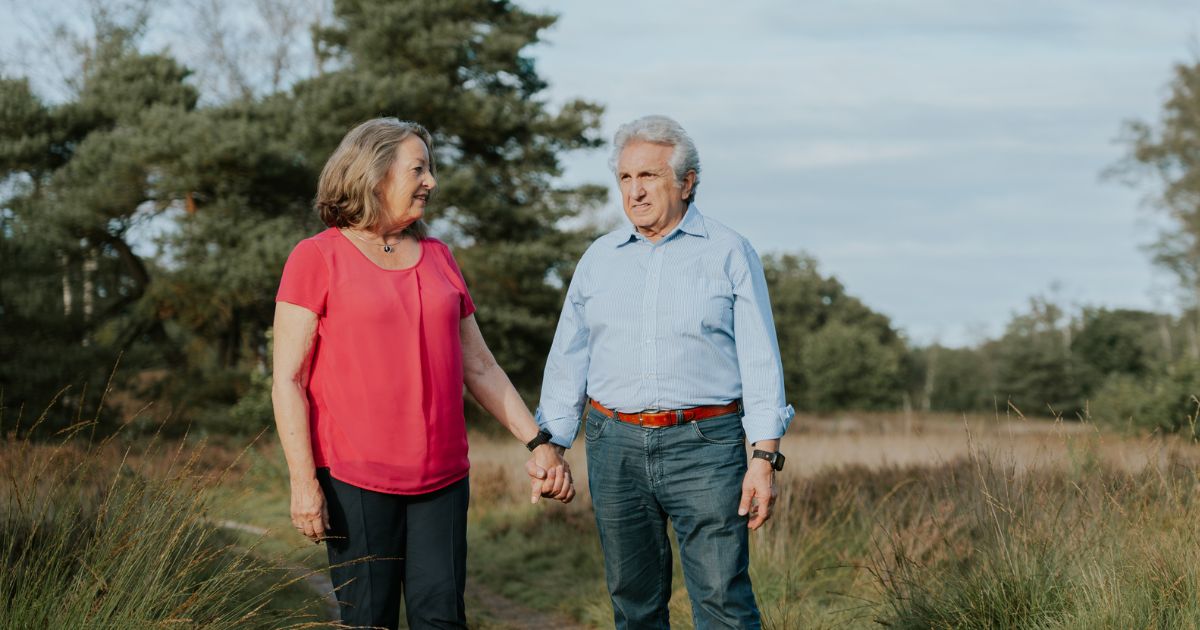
[
  {"left": 738, "top": 458, "right": 778, "bottom": 530},
  {"left": 291, "top": 476, "right": 331, "bottom": 543},
  {"left": 525, "top": 443, "right": 576, "bottom": 504}
]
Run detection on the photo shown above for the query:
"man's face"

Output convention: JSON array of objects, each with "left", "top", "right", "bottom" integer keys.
[{"left": 617, "top": 140, "right": 695, "bottom": 241}]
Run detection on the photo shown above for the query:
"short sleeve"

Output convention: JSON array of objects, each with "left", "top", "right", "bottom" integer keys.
[
  {"left": 434, "top": 241, "right": 476, "bottom": 318},
  {"left": 276, "top": 239, "right": 328, "bottom": 315}
]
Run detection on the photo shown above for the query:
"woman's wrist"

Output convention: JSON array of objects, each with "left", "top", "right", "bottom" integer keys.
[{"left": 289, "top": 470, "right": 320, "bottom": 487}]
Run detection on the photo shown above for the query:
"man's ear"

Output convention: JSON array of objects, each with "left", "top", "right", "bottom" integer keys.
[{"left": 680, "top": 171, "right": 697, "bottom": 200}]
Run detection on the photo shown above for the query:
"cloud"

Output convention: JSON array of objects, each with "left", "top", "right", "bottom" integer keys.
[{"left": 773, "top": 142, "right": 933, "bottom": 169}]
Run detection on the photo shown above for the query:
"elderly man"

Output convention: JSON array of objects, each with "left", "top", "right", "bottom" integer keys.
[{"left": 536, "top": 115, "right": 794, "bottom": 629}]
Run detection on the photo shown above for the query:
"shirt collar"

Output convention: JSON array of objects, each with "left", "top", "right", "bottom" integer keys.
[{"left": 616, "top": 203, "right": 708, "bottom": 247}]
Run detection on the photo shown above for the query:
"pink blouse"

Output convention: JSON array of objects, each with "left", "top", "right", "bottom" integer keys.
[{"left": 276, "top": 228, "right": 475, "bottom": 494}]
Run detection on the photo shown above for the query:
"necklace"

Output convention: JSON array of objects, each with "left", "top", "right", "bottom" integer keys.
[{"left": 346, "top": 229, "right": 402, "bottom": 253}]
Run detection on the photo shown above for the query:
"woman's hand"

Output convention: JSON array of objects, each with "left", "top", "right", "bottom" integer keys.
[
  {"left": 291, "top": 476, "right": 330, "bottom": 542},
  {"left": 525, "top": 444, "right": 575, "bottom": 504}
]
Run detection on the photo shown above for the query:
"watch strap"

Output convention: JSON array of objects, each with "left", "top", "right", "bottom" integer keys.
[
  {"left": 752, "top": 449, "right": 785, "bottom": 471},
  {"left": 525, "top": 429, "right": 554, "bottom": 452}
]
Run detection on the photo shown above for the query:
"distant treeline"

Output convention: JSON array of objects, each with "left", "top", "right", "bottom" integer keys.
[
  {"left": 762, "top": 256, "right": 1200, "bottom": 435},
  {"left": 4, "top": 1, "right": 1200, "bottom": 437}
]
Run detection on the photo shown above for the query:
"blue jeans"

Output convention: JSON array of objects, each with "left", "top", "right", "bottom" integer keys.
[{"left": 584, "top": 406, "right": 760, "bottom": 630}]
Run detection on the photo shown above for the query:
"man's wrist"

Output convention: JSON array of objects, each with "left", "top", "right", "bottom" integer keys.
[
  {"left": 525, "top": 428, "right": 554, "bottom": 452},
  {"left": 533, "top": 442, "right": 565, "bottom": 456}
]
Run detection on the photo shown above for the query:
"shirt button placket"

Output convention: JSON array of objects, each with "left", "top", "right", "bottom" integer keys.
[{"left": 643, "top": 245, "right": 664, "bottom": 408}]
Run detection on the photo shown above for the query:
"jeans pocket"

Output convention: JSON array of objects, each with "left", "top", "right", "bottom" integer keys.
[
  {"left": 584, "top": 412, "right": 610, "bottom": 442},
  {"left": 690, "top": 414, "right": 746, "bottom": 445}
]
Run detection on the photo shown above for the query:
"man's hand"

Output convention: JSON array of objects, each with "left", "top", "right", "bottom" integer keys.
[
  {"left": 738, "top": 458, "right": 777, "bottom": 530},
  {"left": 525, "top": 443, "right": 575, "bottom": 504}
]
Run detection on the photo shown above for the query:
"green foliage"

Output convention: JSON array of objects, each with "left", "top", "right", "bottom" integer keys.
[
  {"left": 1072, "top": 308, "right": 1164, "bottom": 391},
  {"left": 1, "top": 0, "right": 605, "bottom": 431},
  {"left": 801, "top": 321, "right": 904, "bottom": 411},
  {"left": 764, "top": 253, "right": 908, "bottom": 412},
  {"left": 992, "top": 297, "right": 1085, "bottom": 416},
  {"left": 1123, "top": 60, "right": 1200, "bottom": 307},
  {"left": 914, "top": 344, "right": 998, "bottom": 413},
  {"left": 1091, "top": 361, "right": 1200, "bottom": 438}
]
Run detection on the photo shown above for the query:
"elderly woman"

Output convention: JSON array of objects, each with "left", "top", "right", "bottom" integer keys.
[{"left": 271, "top": 118, "right": 573, "bottom": 629}]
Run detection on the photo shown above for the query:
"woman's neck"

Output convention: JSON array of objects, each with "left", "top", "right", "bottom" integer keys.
[{"left": 359, "top": 223, "right": 410, "bottom": 242}]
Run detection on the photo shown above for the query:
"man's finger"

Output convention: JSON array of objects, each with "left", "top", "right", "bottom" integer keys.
[
  {"left": 541, "top": 466, "right": 562, "bottom": 496},
  {"left": 550, "top": 470, "right": 570, "bottom": 500},
  {"left": 748, "top": 487, "right": 772, "bottom": 530},
  {"left": 749, "top": 506, "right": 770, "bottom": 530},
  {"left": 556, "top": 470, "right": 573, "bottom": 499},
  {"left": 737, "top": 487, "right": 754, "bottom": 517}
]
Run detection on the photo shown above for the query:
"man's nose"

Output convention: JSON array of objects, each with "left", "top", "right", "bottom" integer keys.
[{"left": 629, "top": 179, "right": 645, "bottom": 198}]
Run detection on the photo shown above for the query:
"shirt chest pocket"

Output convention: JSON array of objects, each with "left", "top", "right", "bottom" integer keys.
[{"left": 661, "top": 276, "right": 734, "bottom": 338}]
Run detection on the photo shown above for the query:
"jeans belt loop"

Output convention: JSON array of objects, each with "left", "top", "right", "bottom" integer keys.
[{"left": 675, "top": 409, "right": 684, "bottom": 424}]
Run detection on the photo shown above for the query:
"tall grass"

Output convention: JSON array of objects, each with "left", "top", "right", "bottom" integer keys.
[
  {"left": 752, "top": 429, "right": 1200, "bottom": 628},
  {"left": 458, "top": 416, "right": 1200, "bottom": 629},
  {"left": 0, "top": 402, "right": 324, "bottom": 629}
]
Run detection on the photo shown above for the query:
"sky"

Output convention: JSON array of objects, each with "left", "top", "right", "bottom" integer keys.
[
  {"left": 3, "top": 1, "right": 1199, "bottom": 346},
  {"left": 517, "top": 0, "right": 1200, "bottom": 345}
]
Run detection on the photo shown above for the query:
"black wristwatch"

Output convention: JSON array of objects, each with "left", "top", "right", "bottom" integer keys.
[
  {"left": 752, "top": 449, "right": 785, "bottom": 471},
  {"left": 525, "top": 429, "right": 554, "bottom": 452}
]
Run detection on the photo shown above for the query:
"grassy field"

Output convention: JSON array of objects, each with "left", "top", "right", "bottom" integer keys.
[
  {"left": 456, "top": 411, "right": 1200, "bottom": 629},
  {"left": 7, "top": 410, "right": 1200, "bottom": 628}
]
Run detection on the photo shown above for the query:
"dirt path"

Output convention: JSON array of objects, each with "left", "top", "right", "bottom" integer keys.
[
  {"left": 216, "top": 520, "right": 340, "bottom": 621},
  {"left": 217, "top": 520, "right": 589, "bottom": 629},
  {"left": 467, "top": 583, "right": 591, "bottom": 630}
]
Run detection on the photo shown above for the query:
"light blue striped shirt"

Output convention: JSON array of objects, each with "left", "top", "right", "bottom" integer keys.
[{"left": 535, "top": 205, "right": 795, "bottom": 447}]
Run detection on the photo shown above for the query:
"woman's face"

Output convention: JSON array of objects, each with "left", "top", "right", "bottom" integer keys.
[{"left": 377, "top": 135, "right": 436, "bottom": 232}]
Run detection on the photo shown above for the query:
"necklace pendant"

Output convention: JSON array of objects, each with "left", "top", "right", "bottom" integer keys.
[{"left": 383, "top": 244, "right": 393, "bottom": 253}]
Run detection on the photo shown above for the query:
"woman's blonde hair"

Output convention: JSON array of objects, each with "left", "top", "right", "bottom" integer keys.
[{"left": 315, "top": 118, "right": 434, "bottom": 237}]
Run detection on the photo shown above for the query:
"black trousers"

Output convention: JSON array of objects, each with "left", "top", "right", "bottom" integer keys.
[{"left": 317, "top": 469, "right": 469, "bottom": 630}]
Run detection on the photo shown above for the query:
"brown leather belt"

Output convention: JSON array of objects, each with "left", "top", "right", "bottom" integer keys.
[{"left": 589, "top": 399, "right": 741, "bottom": 428}]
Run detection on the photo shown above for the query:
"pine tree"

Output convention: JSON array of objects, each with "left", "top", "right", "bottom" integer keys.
[{"left": 1, "top": 0, "right": 606, "bottom": 430}]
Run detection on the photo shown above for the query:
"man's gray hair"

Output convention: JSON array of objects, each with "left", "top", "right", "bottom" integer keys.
[{"left": 609, "top": 115, "right": 701, "bottom": 204}]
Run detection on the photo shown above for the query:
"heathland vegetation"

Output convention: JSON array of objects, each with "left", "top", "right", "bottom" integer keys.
[{"left": 7, "top": 1, "right": 1200, "bottom": 627}]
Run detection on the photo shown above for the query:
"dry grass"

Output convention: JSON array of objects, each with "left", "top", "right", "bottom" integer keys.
[
  {"left": 0, "top": 424, "right": 328, "bottom": 629},
  {"left": 462, "top": 412, "right": 1200, "bottom": 629}
]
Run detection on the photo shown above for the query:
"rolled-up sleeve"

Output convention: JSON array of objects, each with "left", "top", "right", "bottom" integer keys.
[
  {"left": 535, "top": 273, "right": 590, "bottom": 448},
  {"left": 730, "top": 240, "right": 795, "bottom": 444}
]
